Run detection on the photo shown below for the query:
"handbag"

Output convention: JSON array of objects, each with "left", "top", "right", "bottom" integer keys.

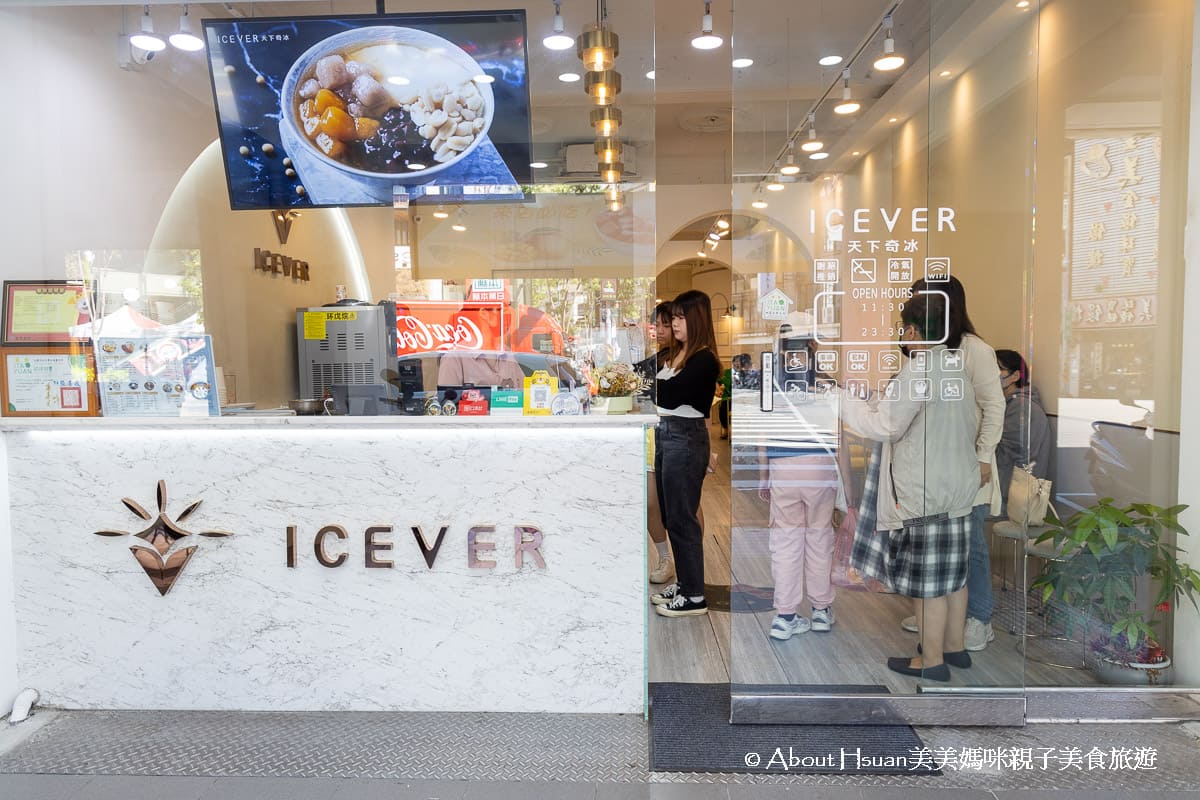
[{"left": 1007, "top": 462, "right": 1052, "bottom": 529}]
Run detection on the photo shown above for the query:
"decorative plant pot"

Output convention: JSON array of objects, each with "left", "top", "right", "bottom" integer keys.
[
  {"left": 595, "top": 394, "right": 633, "bottom": 414},
  {"left": 1088, "top": 655, "right": 1173, "bottom": 686}
]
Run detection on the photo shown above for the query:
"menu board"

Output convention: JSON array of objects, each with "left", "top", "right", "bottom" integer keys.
[
  {"left": 96, "top": 336, "right": 219, "bottom": 417},
  {"left": 0, "top": 345, "right": 99, "bottom": 417},
  {"left": 2, "top": 281, "right": 92, "bottom": 345}
]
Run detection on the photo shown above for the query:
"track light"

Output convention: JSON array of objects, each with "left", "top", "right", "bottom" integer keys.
[
  {"left": 751, "top": 199, "right": 768, "bottom": 209},
  {"left": 591, "top": 107, "right": 622, "bottom": 137},
  {"left": 801, "top": 113, "right": 824, "bottom": 152},
  {"left": 169, "top": 5, "right": 204, "bottom": 51},
  {"left": 691, "top": 1, "right": 723, "bottom": 50},
  {"left": 543, "top": 1, "right": 574, "bottom": 50},
  {"left": 716, "top": 219, "right": 730, "bottom": 229},
  {"left": 780, "top": 143, "right": 800, "bottom": 176},
  {"left": 809, "top": 152, "right": 829, "bottom": 160},
  {"left": 766, "top": 180, "right": 784, "bottom": 192},
  {"left": 130, "top": 5, "right": 165, "bottom": 52},
  {"left": 834, "top": 69, "right": 860, "bottom": 115},
  {"left": 433, "top": 205, "right": 449, "bottom": 219},
  {"left": 873, "top": 15, "right": 905, "bottom": 71}
]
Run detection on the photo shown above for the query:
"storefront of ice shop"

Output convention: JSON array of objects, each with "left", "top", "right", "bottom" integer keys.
[{"left": 3, "top": 0, "right": 1200, "bottom": 726}]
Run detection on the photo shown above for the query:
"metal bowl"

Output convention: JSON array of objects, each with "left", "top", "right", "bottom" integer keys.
[{"left": 289, "top": 398, "right": 325, "bottom": 415}]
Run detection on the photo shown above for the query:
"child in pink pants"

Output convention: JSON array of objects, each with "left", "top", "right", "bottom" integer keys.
[{"left": 762, "top": 452, "right": 839, "bottom": 640}]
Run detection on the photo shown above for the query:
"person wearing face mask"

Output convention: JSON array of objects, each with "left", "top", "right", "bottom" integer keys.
[
  {"left": 994, "top": 349, "right": 1052, "bottom": 514},
  {"left": 843, "top": 292, "right": 980, "bottom": 681}
]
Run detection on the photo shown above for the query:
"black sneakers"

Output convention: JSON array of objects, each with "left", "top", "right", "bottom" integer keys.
[{"left": 654, "top": 593, "right": 708, "bottom": 617}]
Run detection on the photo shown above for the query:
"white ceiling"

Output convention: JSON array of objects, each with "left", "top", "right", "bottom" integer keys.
[{"left": 11, "top": 0, "right": 1026, "bottom": 184}]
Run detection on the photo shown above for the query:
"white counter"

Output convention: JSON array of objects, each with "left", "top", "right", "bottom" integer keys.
[{"left": 0, "top": 416, "right": 650, "bottom": 713}]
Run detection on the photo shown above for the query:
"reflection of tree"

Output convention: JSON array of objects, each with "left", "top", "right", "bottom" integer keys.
[
  {"left": 528, "top": 278, "right": 650, "bottom": 343},
  {"left": 180, "top": 249, "right": 203, "bottom": 325}
]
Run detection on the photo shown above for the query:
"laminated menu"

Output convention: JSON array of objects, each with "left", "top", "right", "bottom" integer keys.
[{"left": 96, "top": 336, "right": 219, "bottom": 417}]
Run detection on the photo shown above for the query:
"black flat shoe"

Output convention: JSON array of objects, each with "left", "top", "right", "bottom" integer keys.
[
  {"left": 886, "top": 657, "right": 951, "bottom": 682},
  {"left": 915, "top": 645, "right": 972, "bottom": 668},
  {"left": 943, "top": 650, "right": 972, "bottom": 669}
]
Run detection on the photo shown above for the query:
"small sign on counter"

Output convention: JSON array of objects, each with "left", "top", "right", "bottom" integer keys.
[{"left": 96, "top": 336, "right": 219, "bottom": 417}]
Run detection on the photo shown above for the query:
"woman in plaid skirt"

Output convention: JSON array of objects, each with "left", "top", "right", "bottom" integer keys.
[{"left": 842, "top": 293, "right": 981, "bottom": 682}]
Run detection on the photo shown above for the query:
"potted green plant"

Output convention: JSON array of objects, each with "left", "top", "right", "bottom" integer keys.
[{"left": 1030, "top": 499, "right": 1200, "bottom": 685}]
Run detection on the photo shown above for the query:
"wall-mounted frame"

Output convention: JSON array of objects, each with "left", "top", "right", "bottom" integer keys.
[
  {"left": 1, "top": 280, "right": 93, "bottom": 346},
  {"left": 0, "top": 343, "right": 101, "bottom": 417}
]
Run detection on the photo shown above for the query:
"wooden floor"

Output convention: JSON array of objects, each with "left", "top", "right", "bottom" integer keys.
[{"left": 647, "top": 426, "right": 1099, "bottom": 691}]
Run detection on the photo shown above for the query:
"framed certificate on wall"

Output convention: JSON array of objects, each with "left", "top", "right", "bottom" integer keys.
[
  {"left": 0, "top": 344, "right": 100, "bottom": 417},
  {"left": 1, "top": 281, "right": 93, "bottom": 346}
]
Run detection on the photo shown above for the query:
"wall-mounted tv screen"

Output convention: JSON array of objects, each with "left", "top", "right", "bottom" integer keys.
[{"left": 202, "top": 11, "right": 531, "bottom": 210}]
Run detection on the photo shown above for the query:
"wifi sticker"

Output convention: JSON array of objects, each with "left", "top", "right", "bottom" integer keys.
[{"left": 878, "top": 350, "right": 902, "bottom": 372}]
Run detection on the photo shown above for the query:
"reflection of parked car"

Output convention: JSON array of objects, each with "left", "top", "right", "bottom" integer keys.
[{"left": 391, "top": 350, "right": 584, "bottom": 394}]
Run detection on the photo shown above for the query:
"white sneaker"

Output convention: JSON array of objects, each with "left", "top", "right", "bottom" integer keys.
[
  {"left": 964, "top": 617, "right": 995, "bottom": 652},
  {"left": 810, "top": 606, "right": 835, "bottom": 632},
  {"left": 649, "top": 556, "right": 675, "bottom": 584},
  {"left": 769, "top": 615, "right": 812, "bottom": 640},
  {"left": 900, "top": 615, "right": 919, "bottom": 633}
]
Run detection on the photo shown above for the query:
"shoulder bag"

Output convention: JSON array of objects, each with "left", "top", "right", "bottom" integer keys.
[{"left": 1008, "top": 462, "right": 1052, "bottom": 529}]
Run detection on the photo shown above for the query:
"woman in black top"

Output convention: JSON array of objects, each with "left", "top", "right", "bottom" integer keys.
[{"left": 650, "top": 290, "right": 722, "bottom": 617}]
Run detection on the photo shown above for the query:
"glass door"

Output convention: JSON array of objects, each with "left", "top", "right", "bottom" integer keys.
[{"left": 728, "top": 0, "right": 1039, "bottom": 725}]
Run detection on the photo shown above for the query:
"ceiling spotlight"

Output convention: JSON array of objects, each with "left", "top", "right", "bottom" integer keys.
[
  {"left": 451, "top": 223, "right": 467, "bottom": 232},
  {"left": 691, "top": 1, "right": 723, "bottom": 50},
  {"left": 645, "top": 69, "right": 656, "bottom": 80},
  {"left": 530, "top": 161, "right": 549, "bottom": 169},
  {"left": 1016, "top": 0, "right": 1030, "bottom": 7},
  {"left": 818, "top": 55, "right": 843, "bottom": 66},
  {"left": 708, "top": 232, "right": 721, "bottom": 241},
  {"left": 130, "top": 5, "right": 166, "bottom": 52},
  {"left": 716, "top": 219, "right": 730, "bottom": 229},
  {"left": 766, "top": 181, "right": 785, "bottom": 192},
  {"left": 543, "top": 0, "right": 574, "bottom": 50},
  {"left": 432, "top": 206, "right": 450, "bottom": 219},
  {"left": 889, "top": 117, "right": 899, "bottom": 123},
  {"left": 697, "top": 250, "right": 707, "bottom": 258},
  {"left": 751, "top": 199, "right": 768, "bottom": 209},
  {"left": 873, "top": 15, "right": 906, "bottom": 71},
  {"left": 834, "top": 68, "right": 860, "bottom": 114},
  {"left": 809, "top": 152, "right": 829, "bottom": 160},
  {"left": 584, "top": 70, "right": 621, "bottom": 106},
  {"left": 851, "top": 151, "right": 861, "bottom": 156},
  {"left": 168, "top": 5, "right": 204, "bottom": 51},
  {"left": 939, "top": 70, "right": 952, "bottom": 77},
  {"left": 591, "top": 106, "right": 623, "bottom": 136},
  {"left": 800, "top": 113, "right": 823, "bottom": 152},
  {"left": 577, "top": 23, "right": 619, "bottom": 72},
  {"left": 732, "top": 57, "right": 753, "bottom": 68},
  {"left": 780, "top": 144, "right": 800, "bottom": 176},
  {"left": 558, "top": 72, "right": 581, "bottom": 82}
]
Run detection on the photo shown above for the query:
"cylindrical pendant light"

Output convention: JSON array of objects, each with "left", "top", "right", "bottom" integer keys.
[
  {"left": 544, "top": 0, "right": 574, "bottom": 50},
  {"left": 834, "top": 68, "right": 860, "bottom": 115},
  {"left": 584, "top": 70, "right": 622, "bottom": 106},
  {"left": 591, "top": 107, "right": 623, "bottom": 137},
  {"left": 130, "top": 5, "right": 166, "bottom": 52},
  {"left": 595, "top": 138, "right": 623, "bottom": 164},
  {"left": 801, "top": 113, "right": 824, "bottom": 152},
  {"left": 577, "top": 24, "right": 619, "bottom": 72},
  {"left": 873, "top": 15, "right": 906, "bottom": 71},
  {"left": 600, "top": 162, "right": 623, "bottom": 183}
]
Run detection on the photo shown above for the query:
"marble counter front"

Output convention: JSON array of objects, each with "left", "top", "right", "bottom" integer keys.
[{"left": 0, "top": 417, "right": 649, "bottom": 713}]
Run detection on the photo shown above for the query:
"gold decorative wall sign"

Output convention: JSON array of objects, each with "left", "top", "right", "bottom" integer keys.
[
  {"left": 93, "top": 480, "right": 233, "bottom": 596},
  {"left": 254, "top": 247, "right": 311, "bottom": 282}
]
